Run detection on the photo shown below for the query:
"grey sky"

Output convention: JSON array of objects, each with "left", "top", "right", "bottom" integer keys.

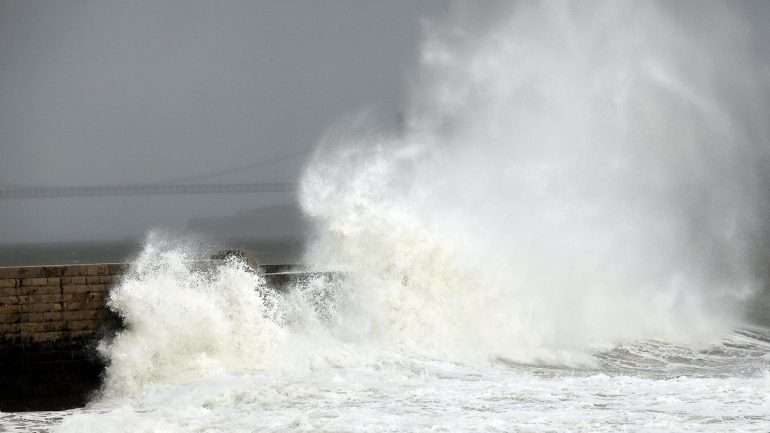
[
  {"left": 0, "top": 0, "right": 447, "bottom": 244},
  {"left": 2, "top": 1, "right": 769, "bottom": 246}
]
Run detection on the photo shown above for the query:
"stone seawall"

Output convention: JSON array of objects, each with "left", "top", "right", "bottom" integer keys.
[
  {"left": 0, "top": 262, "right": 311, "bottom": 412},
  {"left": 0, "top": 264, "right": 126, "bottom": 348}
]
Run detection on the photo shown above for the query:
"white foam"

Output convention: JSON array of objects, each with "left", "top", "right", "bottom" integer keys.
[
  {"left": 54, "top": 357, "right": 770, "bottom": 433},
  {"left": 97, "top": 242, "right": 286, "bottom": 396}
]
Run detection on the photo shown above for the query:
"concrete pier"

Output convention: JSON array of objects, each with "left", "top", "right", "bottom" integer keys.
[{"left": 0, "top": 262, "right": 313, "bottom": 411}]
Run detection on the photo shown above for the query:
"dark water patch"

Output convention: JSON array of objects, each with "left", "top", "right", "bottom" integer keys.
[
  {"left": 0, "top": 337, "right": 109, "bottom": 412},
  {"left": 0, "top": 238, "right": 303, "bottom": 267},
  {"left": 0, "top": 241, "right": 142, "bottom": 267}
]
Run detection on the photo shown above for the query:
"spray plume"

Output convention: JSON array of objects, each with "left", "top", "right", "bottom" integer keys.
[{"left": 300, "top": 0, "right": 770, "bottom": 364}]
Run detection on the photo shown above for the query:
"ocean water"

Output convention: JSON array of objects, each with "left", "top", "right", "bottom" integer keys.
[
  {"left": 4, "top": 1, "right": 770, "bottom": 431},
  {"left": 0, "top": 238, "right": 301, "bottom": 267},
  {"left": 2, "top": 253, "right": 768, "bottom": 433}
]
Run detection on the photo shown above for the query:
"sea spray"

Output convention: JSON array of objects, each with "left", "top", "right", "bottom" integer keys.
[
  {"left": 41, "top": 2, "right": 770, "bottom": 431},
  {"left": 97, "top": 236, "right": 389, "bottom": 397},
  {"left": 98, "top": 241, "right": 286, "bottom": 396},
  {"left": 96, "top": 0, "right": 770, "bottom": 398},
  {"left": 300, "top": 0, "right": 770, "bottom": 364}
]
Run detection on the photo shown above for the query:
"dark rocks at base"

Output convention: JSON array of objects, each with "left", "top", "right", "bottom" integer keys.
[{"left": 0, "top": 341, "right": 103, "bottom": 411}]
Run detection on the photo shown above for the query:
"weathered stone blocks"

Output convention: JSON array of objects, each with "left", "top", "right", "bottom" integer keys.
[
  {"left": 0, "top": 263, "right": 123, "bottom": 346},
  {"left": 0, "top": 279, "right": 18, "bottom": 288}
]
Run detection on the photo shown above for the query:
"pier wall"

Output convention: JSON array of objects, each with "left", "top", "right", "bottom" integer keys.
[{"left": 0, "top": 264, "right": 126, "bottom": 347}]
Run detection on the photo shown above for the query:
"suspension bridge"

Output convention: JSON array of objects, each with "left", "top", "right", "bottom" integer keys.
[
  {"left": 0, "top": 149, "right": 306, "bottom": 200},
  {"left": 0, "top": 182, "right": 295, "bottom": 199}
]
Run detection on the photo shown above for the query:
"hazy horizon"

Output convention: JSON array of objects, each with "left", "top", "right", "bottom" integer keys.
[{"left": 0, "top": 0, "right": 448, "bottom": 244}]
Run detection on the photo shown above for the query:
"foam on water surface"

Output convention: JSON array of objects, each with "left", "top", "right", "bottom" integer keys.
[{"left": 29, "top": 340, "right": 770, "bottom": 432}]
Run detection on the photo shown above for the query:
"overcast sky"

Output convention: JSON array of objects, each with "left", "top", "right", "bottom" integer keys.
[
  {"left": 2, "top": 1, "right": 769, "bottom": 246},
  {"left": 0, "top": 0, "right": 447, "bottom": 244}
]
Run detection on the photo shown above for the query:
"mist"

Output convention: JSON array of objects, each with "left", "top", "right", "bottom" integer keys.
[
  {"left": 299, "top": 0, "right": 770, "bottom": 359},
  {"left": 0, "top": 0, "right": 447, "bottom": 245}
]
